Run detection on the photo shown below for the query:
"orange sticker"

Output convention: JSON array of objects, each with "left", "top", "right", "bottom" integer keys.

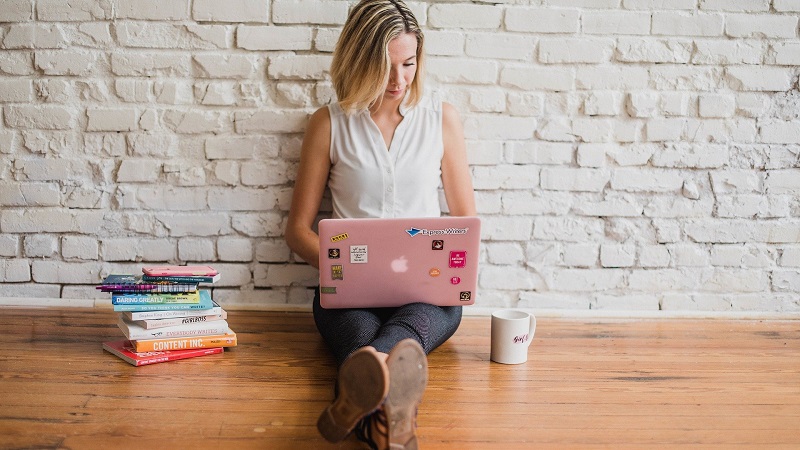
[{"left": 429, "top": 268, "right": 441, "bottom": 277}]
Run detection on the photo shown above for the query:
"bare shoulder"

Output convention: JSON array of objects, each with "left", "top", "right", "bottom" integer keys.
[
  {"left": 308, "top": 105, "right": 331, "bottom": 131},
  {"left": 441, "top": 101, "right": 461, "bottom": 121},
  {"left": 441, "top": 102, "right": 464, "bottom": 133}
]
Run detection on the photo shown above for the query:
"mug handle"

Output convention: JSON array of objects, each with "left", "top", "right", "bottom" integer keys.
[{"left": 526, "top": 314, "right": 537, "bottom": 348}]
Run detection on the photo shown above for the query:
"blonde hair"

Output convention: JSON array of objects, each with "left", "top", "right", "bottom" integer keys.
[{"left": 330, "top": 0, "right": 425, "bottom": 112}]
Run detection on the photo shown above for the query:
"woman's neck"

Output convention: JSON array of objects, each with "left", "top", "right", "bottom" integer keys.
[{"left": 369, "top": 96, "right": 403, "bottom": 119}]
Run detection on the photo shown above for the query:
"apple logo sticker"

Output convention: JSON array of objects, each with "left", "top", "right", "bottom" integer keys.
[{"left": 391, "top": 256, "right": 409, "bottom": 273}]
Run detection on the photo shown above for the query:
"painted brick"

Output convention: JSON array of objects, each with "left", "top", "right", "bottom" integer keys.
[
  {"left": 501, "top": 66, "right": 574, "bottom": 91},
  {"left": 87, "top": 108, "right": 138, "bottom": 132},
  {"left": 617, "top": 38, "right": 693, "bottom": 64},
  {"left": 0, "top": 182, "right": 60, "bottom": 206},
  {"left": 505, "top": 8, "right": 580, "bottom": 33},
  {"left": 254, "top": 263, "right": 318, "bottom": 287},
  {"left": 23, "top": 235, "right": 58, "bottom": 258},
  {"left": 540, "top": 168, "right": 609, "bottom": 192},
  {"left": 759, "top": 121, "right": 800, "bottom": 144},
  {"left": 117, "top": 23, "right": 227, "bottom": 50},
  {"left": 582, "top": 11, "right": 652, "bottom": 35},
  {"left": 427, "top": 58, "right": 498, "bottom": 85},
  {"left": 193, "top": 54, "right": 256, "bottom": 78},
  {"left": 3, "top": 24, "right": 67, "bottom": 49},
  {"left": 726, "top": 14, "right": 799, "bottom": 39},
  {"left": 693, "top": 39, "right": 764, "bottom": 65},
  {"left": 551, "top": 269, "right": 624, "bottom": 292},
  {"left": 177, "top": 238, "right": 215, "bottom": 262},
  {"left": 62, "top": 236, "right": 98, "bottom": 260},
  {"left": 5, "top": 105, "right": 74, "bottom": 130},
  {"left": 593, "top": 295, "right": 660, "bottom": 311},
  {"left": 0, "top": 235, "right": 19, "bottom": 257},
  {"left": 765, "top": 170, "right": 800, "bottom": 194},
  {"left": 726, "top": 66, "right": 796, "bottom": 91},
  {"left": 771, "top": 42, "right": 800, "bottom": 65},
  {"left": 217, "top": 237, "right": 253, "bottom": 262},
  {"left": 652, "top": 12, "right": 724, "bottom": 36},
  {"left": 0, "top": 259, "right": 31, "bottom": 282},
  {"left": 466, "top": 33, "right": 534, "bottom": 61},
  {"left": 0, "top": 0, "right": 33, "bottom": 21},
  {"left": 115, "top": 0, "right": 189, "bottom": 20},
  {"left": 37, "top": 0, "right": 112, "bottom": 21},
  {"left": 112, "top": 53, "right": 191, "bottom": 77},
  {"left": 116, "top": 160, "right": 161, "bottom": 183},
  {"left": 563, "top": 244, "right": 598, "bottom": 267},
  {"left": 237, "top": 25, "right": 312, "bottom": 51},
  {"left": 272, "top": 0, "right": 349, "bottom": 25},
  {"left": 0, "top": 79, "right": 33, "bottom": 102},
  {"left": 428, "top": 4, "right": 503, "bottom": 30},
  {"left": 193, "top": 0, "right": 268, "bottom": 23},
  {"left": 539, "top": 38, "right": 614, "bottom": 64},
  {"left": 426, "top": 30, "right": 466, "bottom": 57},
  {"left": 774, "top": 0, "right": 800, "bottom": 11},
  {"left": 782, "top": 247, "right": 800, "bottom": 267},
  {"left": 267, "top": 55, "right": 332, "bottom": 80}
]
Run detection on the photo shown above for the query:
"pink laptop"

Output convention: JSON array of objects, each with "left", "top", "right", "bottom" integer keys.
[{"left": 318, "top": 216, "right": 481, "bottom": 309}]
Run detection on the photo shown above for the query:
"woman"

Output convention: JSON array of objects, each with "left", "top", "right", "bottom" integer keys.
[{"left": 284, "top": 0, "right": 476, "bottom": 448}]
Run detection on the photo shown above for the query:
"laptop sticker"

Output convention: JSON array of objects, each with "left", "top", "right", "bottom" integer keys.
[
  {"left": 330, "top": 233, "right": 349, "bottom": 242},
  {"left": 331, "top": 265, "right": 343, "bottom": 280},
  {"left": 328, "top": 248, "right": 340, "bottom": 259},
  {"left": 460, "top": 291, "right": 472, "bottom": 302},
  {"left": 429, "top": 268, "right": 441, "bottom": 277},
  {"left": 350, "top": 245, "right": 368, "bottom": 264},
  {"left": 449, "top": 251, "right": 466, "bottom": 268},
  {"left": 432, "top": 240, "right": 444, "bottom": 250},
  {"left": 451, "top": 276, "right": 461, "bottom": 285},
  {"left": 321, "top": 287, "right": 337, "bottom": 294}
]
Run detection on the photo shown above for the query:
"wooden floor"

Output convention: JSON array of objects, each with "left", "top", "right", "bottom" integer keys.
[{"left": 0, "top": 308, "right": 798, "bottom": 449}]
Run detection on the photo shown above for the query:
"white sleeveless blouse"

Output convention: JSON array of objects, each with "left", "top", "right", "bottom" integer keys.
[{"left": 327, "top": 93, "right": 444, "bottom": 219}]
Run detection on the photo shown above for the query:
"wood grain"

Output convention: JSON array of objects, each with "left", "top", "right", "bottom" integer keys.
[{"left": 0, "top": 307, "right": 797, "bottom": 449}]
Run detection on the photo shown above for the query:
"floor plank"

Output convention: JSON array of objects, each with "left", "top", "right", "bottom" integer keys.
[{"left": 0, "top": 307, "right": 798, "bottom": 449}]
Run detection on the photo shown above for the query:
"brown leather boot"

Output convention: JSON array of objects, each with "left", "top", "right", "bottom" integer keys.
[{"left": 317, "top": 346, "right": 390, "bottom": 443}]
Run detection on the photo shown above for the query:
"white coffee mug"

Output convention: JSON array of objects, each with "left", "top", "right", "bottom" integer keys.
[{"left": 490, "top": 309, "right": 537, "bottom": 364}]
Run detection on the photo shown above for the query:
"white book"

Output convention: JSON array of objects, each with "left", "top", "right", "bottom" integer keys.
[
  {"left": 121, "top": 301, "right": 222, "bottom": 321},
  {"left": 117, "top": 316, "right": 230, "bottom": 341},
  {"left": 133, "top": 310, "right": 228, "bottom": 329}
]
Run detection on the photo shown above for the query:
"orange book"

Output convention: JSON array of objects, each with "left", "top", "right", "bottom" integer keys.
[{"left": 131, "top": 328, "right": 237, "bottom": 353}]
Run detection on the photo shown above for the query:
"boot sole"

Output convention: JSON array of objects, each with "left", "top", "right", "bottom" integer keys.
[
  {"left": 384, "top": 339, "right": 428, "bottom": 450},
  {"left": 317, "top": 347, "right": 390, "bottom": 443}
]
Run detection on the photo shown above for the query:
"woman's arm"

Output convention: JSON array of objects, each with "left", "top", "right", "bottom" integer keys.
[
  {"left": 285, "top": 107, "right": 332, "bottom": 269},
  {"left": 441, "top": 102, "right": 477, "bottom": 217}
]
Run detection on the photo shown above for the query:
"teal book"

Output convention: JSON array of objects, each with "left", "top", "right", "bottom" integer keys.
[
  {"left": 112, "top": 290, "right": 214, "bottom": 312},
  {"left": 111, "top": 290, "right": 200, "bottom": 305}
]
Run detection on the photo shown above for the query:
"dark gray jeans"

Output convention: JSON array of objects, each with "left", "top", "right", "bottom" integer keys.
[{"left": 312, "top": 287, "right": 462, "bottom": 366}]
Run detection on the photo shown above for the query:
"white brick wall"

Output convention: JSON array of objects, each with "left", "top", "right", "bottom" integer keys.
[{"left": 1, "top": 1, "right": 799, "bottom": 314}]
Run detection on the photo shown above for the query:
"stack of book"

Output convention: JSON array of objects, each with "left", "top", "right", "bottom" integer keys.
[{"left": 100, "top": 265, "right": 237, "bottom": 366}]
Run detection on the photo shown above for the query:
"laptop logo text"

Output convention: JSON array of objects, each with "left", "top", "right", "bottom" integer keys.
[{"left": 405, "top": 227, "right": 468, "bottom": 237}]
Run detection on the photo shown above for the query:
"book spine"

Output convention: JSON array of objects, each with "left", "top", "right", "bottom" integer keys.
[
  {"left": 124, "top": 306, "right": 221, "bottom": 321},
  {"left": 111, "top": 292, "right": 200, "bottom": 305},
  {"left": 132, "top": 332, "right": 237, "bottom": 352},
  {"left": 99, "top": 284, "right": 197, "bottom": 293},
  {"left": 142, "top": 275, "right": 217, "bottom": 284},
  {"left": 133, "top": 347, "right": 223, "bottom": 366},
  {"left": 137, "top": 312, "right": 226, "bottom": 329},
  {"left": 120, "top": 319, "right": 229, "bottom": 341},
  {"left": 112, "top": 302, "right": 208, "bottom": 312}
]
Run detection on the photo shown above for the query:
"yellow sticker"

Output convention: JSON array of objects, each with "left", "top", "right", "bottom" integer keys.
[{"left": 330, "top": 233, "right": 349, "bottom": 242}]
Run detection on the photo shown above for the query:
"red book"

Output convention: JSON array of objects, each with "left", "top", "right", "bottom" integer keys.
[{"left": 102, "top": 340, "right": 223, "bottom": 366}]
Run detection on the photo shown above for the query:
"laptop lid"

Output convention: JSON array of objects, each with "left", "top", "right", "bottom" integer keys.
[{"left": 318, "top": 216, "right": 481, "bottom": 309}]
